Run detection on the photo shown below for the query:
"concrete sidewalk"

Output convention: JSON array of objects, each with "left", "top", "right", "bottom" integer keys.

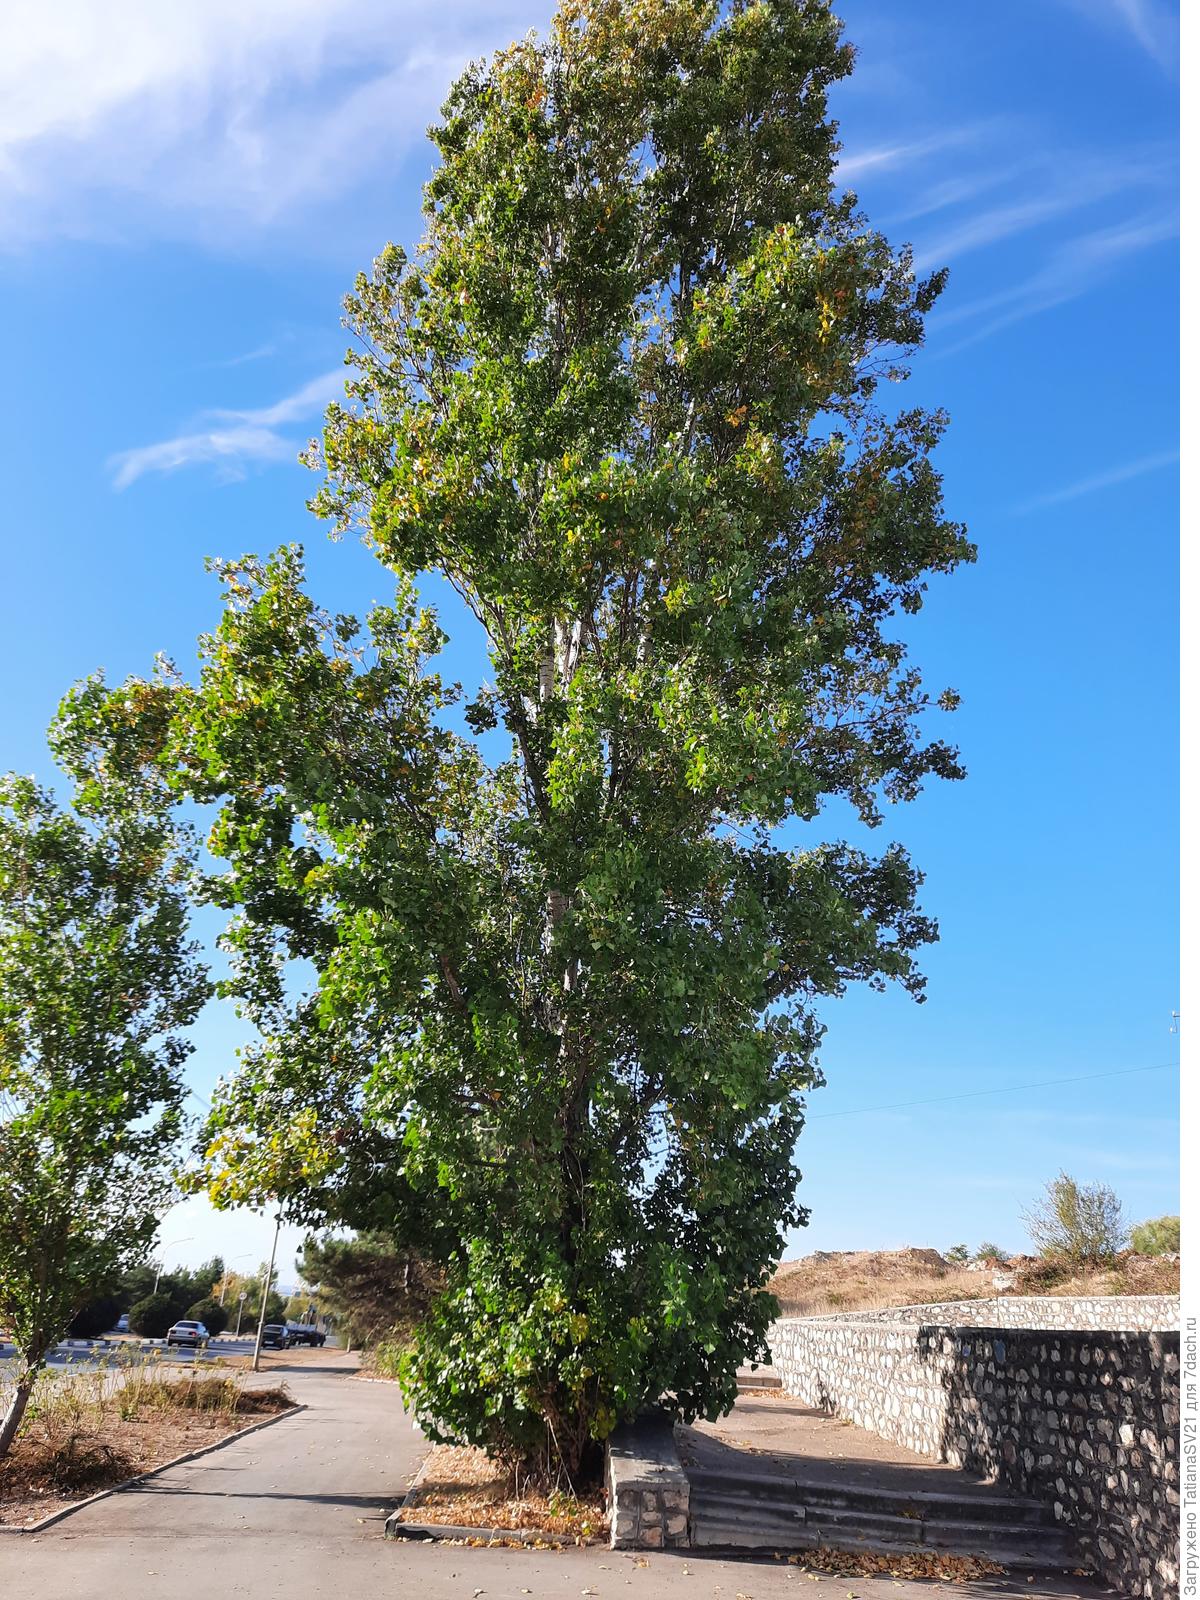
[{"left": 0, "top": 1355, "right": 1107, "bottom": 1600}]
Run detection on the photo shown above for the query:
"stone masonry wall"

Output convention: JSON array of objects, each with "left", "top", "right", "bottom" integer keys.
[
  {"left": 770, "top": 1309, "right": 1179, "bottom": 1600},
  {"left": 809, "top": 1296, "right": 1178, "bottom": 1333},
  {"left": 607, "top": 1414, "right": 690, "bottom": 1550}
]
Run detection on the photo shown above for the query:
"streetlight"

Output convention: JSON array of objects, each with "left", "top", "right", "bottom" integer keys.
[
  {"left": 152, "top": 1237, "right": 193, "bottom": 1295},
  {"left": 218, "top": 1253, "right": 253, "bottom": 1307},
  {"left": 252, "top": 1213, "right": 282, "bottom": 1374}
]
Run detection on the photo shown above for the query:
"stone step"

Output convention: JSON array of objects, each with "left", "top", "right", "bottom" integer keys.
[
  {"left": 736, "top": 1368, "right": 782, "bottom": 1390},
  {"left": 688, "top": 1484, "right": 1080, "bottom": 1570},
  {"left": 686, "top": 1464, "right": 1056, "bottom": 1526}
]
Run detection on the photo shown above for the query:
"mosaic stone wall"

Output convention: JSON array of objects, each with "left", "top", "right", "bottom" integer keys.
[{"left": 771, "top": 1306, "right": 1179, "bottom": 1600}]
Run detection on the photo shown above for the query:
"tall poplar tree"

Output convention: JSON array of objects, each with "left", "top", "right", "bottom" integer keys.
[{"left": 63, "top": 0, "right": 972, "bottom": 1477}]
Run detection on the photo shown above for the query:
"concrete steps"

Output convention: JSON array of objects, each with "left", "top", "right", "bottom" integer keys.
[
  {"left": 735, "top": 1367, "right": 782, "bottom": 1391},
  {"left": 686, "top": 1464, "right": 1081, "bottom": 1570}
]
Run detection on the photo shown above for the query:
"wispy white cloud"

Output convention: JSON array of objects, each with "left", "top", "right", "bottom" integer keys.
[
  {"left": 836, "top": 125, "right": 992, "bottom": 185},
  {"left": 932, "top": 211, "right": 1177, "bottom": 351},
  {"left": 209, "top": 369, "right": 346, "bottom": 429},
  {"left": 206, "top": 341, "right": 280, "bottom": 370},
  {"left": 109, "top": 367, "right": 346, "bottom": 489},
  {"left": 0, "top": 1, "right": 549, "bottom": 247},
  {"left": 109, "top": 426, "right": 295, "bottom": 490},
  {"left": 1058, "top": 0, "right": 1178, "bottom": 71},
  {"left": 1015, "top": 449, "right": 1178, "bottom": 514},
  {"left": 915, "top": 148, "right": 1175, "bottom": 270}
]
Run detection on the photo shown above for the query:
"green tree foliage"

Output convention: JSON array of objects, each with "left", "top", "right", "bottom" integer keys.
[
  {"left": 0, "top": 764, "right": 207, "bottom": 1459},
  {"left": 974, "top": 1242, "right": 1009, "bottom": 1263},
  {"left": 114, "top": 1263, "right": 160, "bottom": 1310},
  {"left": 1130, "top": 1215, "right": 1179, "bottom": 1256},
  {"left": 298, "top": 1233, "right": 442, "bottom": 1348},
  {"left": 65, "top": 0, "right": 970, "bottom": 1476},
  {"left": 1023, "top": 1172, "right": 1128, "bottom": 1265},
  {"left": 67, "top": 1293, "right": 124, "bottom": 1338},
  {"left": 186, "top": 1298, "right": 229, "bottom": 1335},
  {"left": 128, "top": 1293, "right": 177, "bottom": 1339},
  {"left": 215, "top": 1264, "right": 283, "bottom": 1332},
  {"left": 945, "top": 1245, "right": 969, "bottom": 1263}
]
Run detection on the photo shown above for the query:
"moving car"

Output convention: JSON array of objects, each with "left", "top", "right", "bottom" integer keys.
[
  {"left": 260, "top": 1323, "right": 290, "bottom": 1349},
  {"left": 166, "top": 1319, "right": 209, "bottom": 1348},
  {"left": 285, "top": 1323, "right": 326, "bottom": 1347},
  {"left": 115, "top": 1314, "right": 130, "bottom": 1333}
]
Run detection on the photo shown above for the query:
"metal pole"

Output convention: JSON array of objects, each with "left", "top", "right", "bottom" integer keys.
[
  {"left": 235, "top": 1292, "right": 247, "bottom": 1338},
  {"left": 151, "top": 1237, "right": 192, "bottom": 1298},
  {"left": 252, "top": 1214, "right": 281, "bottom": 1374},
  {"left": 219, "top": 1253, "right": 251, "bottom": 1309}
]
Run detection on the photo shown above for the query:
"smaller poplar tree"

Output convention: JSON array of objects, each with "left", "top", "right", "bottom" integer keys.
[{"left": 0, "top": 731, "right": 207, "bottom": 1458}]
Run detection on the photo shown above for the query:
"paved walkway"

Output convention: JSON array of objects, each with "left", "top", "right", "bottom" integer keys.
[
  {"left": 681, "top": 1391, "right": 1002, "bottom": 1496},
  {"left": 0, "top": 1356, "right": 1108, "bottom": 1600}
]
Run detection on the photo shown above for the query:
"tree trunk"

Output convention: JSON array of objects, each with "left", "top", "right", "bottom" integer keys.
[{"left": 0, "top": 1365, "right": 38, "bottom": 1461}]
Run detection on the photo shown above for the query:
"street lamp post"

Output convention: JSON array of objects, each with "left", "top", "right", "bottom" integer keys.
[
  {"left": 218, "top": 1253, "right": 253, "bottom": 1307},
  {"left": 234, "top": 1291, "right": 248, "bottom": 1338},
  {"left": 251, "top": 1213, "right": 282, "bottom": 1374},
  {"left": 152, "top": 1237, "right": 193, "bottom": 1296}
]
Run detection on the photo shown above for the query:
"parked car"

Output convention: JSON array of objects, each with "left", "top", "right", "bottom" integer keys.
[
  {"left": 115, "top": 1314, "right": 130, "bottom": 1333},
  {"left": 285, "top": 1323, "right": 326, "bottom": 1347},
  {"left": 166, "top": 1319, "right": 209, "bottom": 1348},
  {"left": 260, "top": 1323, "right": 290, "bottom": 1349}
]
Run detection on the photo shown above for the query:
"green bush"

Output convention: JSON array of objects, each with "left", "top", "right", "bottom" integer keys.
[
  {"left": 1130, "top": 1215, "right": 1180, "bottom": 1256},
  {"left": 975, "top": 1242, "right": 1010, "bottom": 1263},
  {"left": 945, "top": 1244, "right": 969, "bottom": 1263},
  {"left": 67, "top": 1293, "right": 124, "bottom": 1338},
  {"left": 186, "top": 1298, "right": 229, "bottom": 1336},
  {"left": 363, "top": 1337, "right": 411, "bottom": 1380},
  {"left": 128, "top": 1293, "right": 176, "bottom": 1339},
  {"left": 1023, "top": 1172, "right": 1128, "bottom": 1264}
]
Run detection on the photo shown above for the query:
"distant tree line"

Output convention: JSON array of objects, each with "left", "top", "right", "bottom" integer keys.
[{"left": 69, "top": 1255, "right": 286, "bottom": 1341}]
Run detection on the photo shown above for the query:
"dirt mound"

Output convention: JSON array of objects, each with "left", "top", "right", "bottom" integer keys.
[
  {"left": 769, "top": 1246, "right": 1179, "bottom": 1317},
  {"left": 770, "top": 1248, "right": 960, "bottom": 1317}
]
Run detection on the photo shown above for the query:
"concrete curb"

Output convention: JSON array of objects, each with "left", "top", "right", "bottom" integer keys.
[
  {"left": 388, "top": 1519, "right": 584, "bottom": 1547},
  {"left": 0, "top": 1403, "right": 306, "bottom": 1536}
]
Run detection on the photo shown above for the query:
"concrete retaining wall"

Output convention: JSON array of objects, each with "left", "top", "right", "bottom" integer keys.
[
  {"left": 607, "top": 1414, "right": 690, "bottom": 1550},
  {"left": 771, "top": 1304, "right": 1179, "bottom": 1600},
  {"left": 808, "top": 1296, "right": 1177, "bottom": 1333}
]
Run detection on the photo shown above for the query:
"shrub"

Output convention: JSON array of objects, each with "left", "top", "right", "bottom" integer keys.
[
  {"left": 67, "top": 1294, "right": 123, "bottom": 1338},
  {"left": 1023, "top": 1172, "right": 1128, "bottom": 1264},
  {"left": 127, "top": 1294, "right": 176, "bottom": 1339},
  {"left": 974, "top": 1242, "right": 1009, "bottom": 1263},
  {"left": 945, "top": 1244, "right": 969, "bottom": 1263},
  {"left": 1130, "top": 1215, "right": 1180, "bottom": 1256},
  {"left": 186, "top": 1298, "right": 228, "bottom": 1336}
]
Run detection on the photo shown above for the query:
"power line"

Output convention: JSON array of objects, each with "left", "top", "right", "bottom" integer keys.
[{"left": 807, "top": 1062, "right": 1178, "bottom": 1121}]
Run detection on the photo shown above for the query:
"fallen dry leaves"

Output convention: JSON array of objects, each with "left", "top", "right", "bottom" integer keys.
[
  {"left": 396, "top": 1444, "right": 605, "bottom": 1543},
  {"left": 783, "top": 1548, "right": 1004, "bottom": 1582}
]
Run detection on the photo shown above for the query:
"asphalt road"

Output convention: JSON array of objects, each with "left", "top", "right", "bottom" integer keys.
[
  {"left": 0, "top": 1353, "right": 1107, "bottom": 1600},
  {"left": 0, "top": 1336, "right": 261, "bottom": 1371}
]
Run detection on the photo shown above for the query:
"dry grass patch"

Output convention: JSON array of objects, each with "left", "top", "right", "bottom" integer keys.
[
  {"left": 396, "top": 1443, "right": 605, "bottom": 1543},
  {"left": 0, "top": 1361, "right": 292, "bottom": 1529}
]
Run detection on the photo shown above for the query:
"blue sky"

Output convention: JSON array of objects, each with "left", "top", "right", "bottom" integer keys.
[{"left": 0, "top": 0, "right": 1179, "bottom": 1282}]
